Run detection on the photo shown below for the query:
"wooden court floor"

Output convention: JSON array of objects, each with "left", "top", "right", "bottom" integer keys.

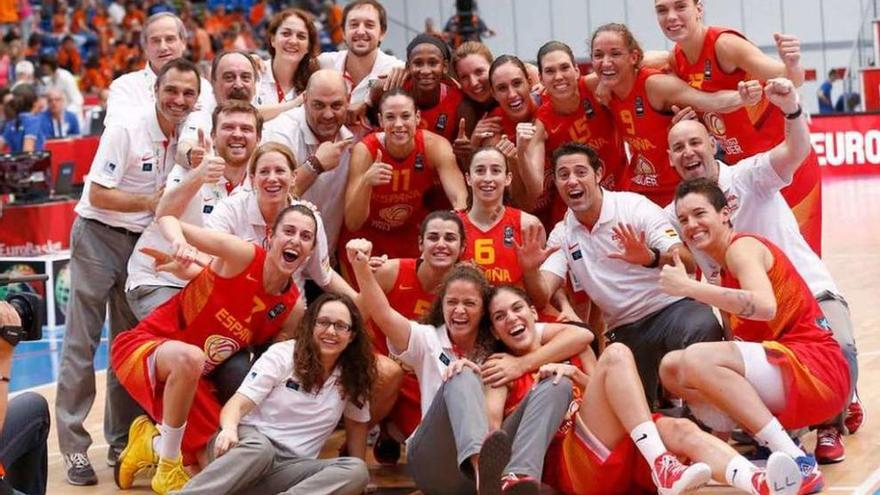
[{"left": 27, "top": 177, "right": 880, "bottom": 494}]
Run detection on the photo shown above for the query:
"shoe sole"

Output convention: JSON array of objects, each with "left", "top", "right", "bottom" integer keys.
[
  {"left": 816, "top": 454, "right": 846, "bottom": 465},
  {"left": 766, "top": 452, "right": 801, "bottom": 495},
  {"left": 65, "top": 475, "right": 98, "bottom": 486},
  {"left": 661, "top": 462, "right": 712, "bottom": 495},
  {"left": 504, "top": 479, "right": 540, "bottom": 495},
  {"left": 478, "top": 430, "right": 512, "bottom": 495}
]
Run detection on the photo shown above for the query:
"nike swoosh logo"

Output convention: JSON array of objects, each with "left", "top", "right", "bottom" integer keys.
[
  {"left": 246, "top": 273, "right": 258, "bottom": 283},
  {"left": 399, "top": 285, "right": 413, "bottom": 290},
  {"left": 635, "top": 433, "right": 648, "bottom": 442},
  {"left": 731, "top": 469, "right": 738, "bottom": 481},
  {"left": 550, "top": 124, "right": 563, "bottom": 134}
]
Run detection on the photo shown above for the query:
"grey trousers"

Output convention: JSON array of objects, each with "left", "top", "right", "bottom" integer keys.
[
  {"left": 126, "top": 284, "right": 180, "bottom": 321},
  {"left": 406, "top": 369, "right": 572, "bottom": 495},
  {"left": 818, "top": 294, "right": 859, "bottom": 430},
  {"left": 175, "top": 425, "right": 368, "bottom": 495},
  {"left": 55, "top": 217, "right": 144, "bottom": 454}
]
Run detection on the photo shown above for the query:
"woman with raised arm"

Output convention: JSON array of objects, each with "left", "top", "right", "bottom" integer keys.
[{"left": 111, "top": 204, "right": 317, "bottom": 494}]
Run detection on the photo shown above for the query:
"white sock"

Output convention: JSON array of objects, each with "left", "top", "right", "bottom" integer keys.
[
  {"left": 754, "top": 418, "right": 805, "bottom": 459},
  {"left": 630, "top": 421, "right": 667, "bottom": 466},
  {"left": 157, "top": 422, "right": 186, "bottom": 461},
  {"left": 724, "top": 455, "right": 759, "bottom": 494}
]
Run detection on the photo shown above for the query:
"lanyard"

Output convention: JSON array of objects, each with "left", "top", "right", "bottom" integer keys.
[{"left": 275, "top": 80, "right": 287, "bottom": 104}]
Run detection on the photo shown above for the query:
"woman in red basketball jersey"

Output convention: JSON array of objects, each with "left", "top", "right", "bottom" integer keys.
[
  {"left": 111, "top": 204, "right": 317, "bottom": 492},
  {"left": 458, "top": 146, "right": 543, "bottom": 289},
  {"left": 342, "top": 88, "right": 467, "bottom": 273},
  {"left": 659, "top": 179, "right": 849, "bottom": 494},
  {"left": 591, "top": 23, "right": 761, "bottom": 206},
  {"left": 654, "top": 0, "right": 822, "bottom": 255}
]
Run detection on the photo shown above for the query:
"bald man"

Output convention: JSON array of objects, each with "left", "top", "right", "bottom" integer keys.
[
  {"left": 663, "top": 78, "right": 860, "bottom": 461},
  {"left": 263, "top": 70, "right": 355, "bottom": 251}
]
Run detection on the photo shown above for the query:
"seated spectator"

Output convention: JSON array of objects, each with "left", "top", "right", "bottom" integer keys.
[
  {"left": 38, "top": 53, "right": 84, "bottom": 118},
  {"left": 79, "top": 55, "right": 111, "bottom": 94},
  {"left": 37, "top": 87, "right": 81, "bottom": 139},
  {"left": 11, "top": 60, "right": 35, "bottom": 90},
  {"left": 122, "top": 1, "right": 147, "bottom": 30},
  {"left": 0, "top": 84, "right": 45, "bottom": 152},
  {"left": 835, "top": 92, "right": 861, "bottom": 113},
  {"left": 57, "top": 36, "right": 82, "bottom": 74}
]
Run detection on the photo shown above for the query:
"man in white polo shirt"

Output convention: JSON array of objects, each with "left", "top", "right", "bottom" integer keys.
[
  {"left": 317, "top": 0, "right": 403, "bottom": 107},
  {"left": 519, "top": 142, "right": 723, "bottom": 407},
  {"left": 263, "top": 70, "right": 354, "bottom": 251},
  {"left": 665, "top": 78, "right": 861, "bottom": 464},
  {"left": 126, "top": 100, "right": 260, "bottom": 320},
  {"left": 105, "top": 12, "right": 214, "bottom": 127},
  {"left": 56, "top": 58, "right": 202, "bottom": 486}
]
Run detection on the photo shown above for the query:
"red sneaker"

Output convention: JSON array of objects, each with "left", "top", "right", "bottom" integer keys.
[
  {"left": 845, "top": 394, "right": 864, "bottom": 434},
  {"left": 651, "top": 452, "right": 712, "bottom": 495},
  {"left": 814, "top": 427, "right": 845, "bottom": 464},
  {"left": 500, "top": 473, "right": 540, "bottom": 495}
]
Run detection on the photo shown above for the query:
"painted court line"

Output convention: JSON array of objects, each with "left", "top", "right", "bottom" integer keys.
[{"left": 853, "top": 465, "right": 880, "bottom": 495}]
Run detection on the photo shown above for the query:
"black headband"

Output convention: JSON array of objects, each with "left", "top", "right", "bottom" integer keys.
[{"left": 407, "top": 34, "right": 451, "bottom": 62}]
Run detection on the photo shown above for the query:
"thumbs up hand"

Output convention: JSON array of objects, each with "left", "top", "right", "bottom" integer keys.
[
  {"left": 364, "top": 149, "right": 393, "bottom": 186},
  {"left": 659, "top": 250, "right": 692, "bottom": 296}
]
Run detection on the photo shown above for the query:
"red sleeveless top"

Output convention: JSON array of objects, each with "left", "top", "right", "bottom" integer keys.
[
  {"left": 458, "top": 207, "right": 525, "bottom": 286},
  {"left": 404, "top": 79, "right": 464, "bottom": 143},
  {"left": 137, "top": 246, "right": 300, "bottom": 374},
  {"left": 673, "top": 26, "right": 785, "bottom": 162},
  {"left": 608, "top": 67, "right": 678, "bottom": 205}
]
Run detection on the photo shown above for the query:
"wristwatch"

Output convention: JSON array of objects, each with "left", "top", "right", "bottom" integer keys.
[
  {"left": 303, "top": 155, "right": 325, "bottom": 175},
  {"left": 643, "top": 247, "right": 662, "bottom": 269},
  {"left": 784, "top": 105, "right": 803, "bottom": 120}
]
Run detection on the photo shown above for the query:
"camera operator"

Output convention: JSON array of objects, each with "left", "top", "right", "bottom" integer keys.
[{"left": 0, "top": 300, "right": 50, "bottom": 495}]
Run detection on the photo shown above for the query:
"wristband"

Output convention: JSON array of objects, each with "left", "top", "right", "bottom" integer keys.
[
  {"left": 302, "top": 156, "right": 322, "bottom": 176},
  {"left": 644, "top": 247, "right": 661, "bottom": 269},
  {"left": 784, "top": 105, "right": 803, "bottom": 120}
]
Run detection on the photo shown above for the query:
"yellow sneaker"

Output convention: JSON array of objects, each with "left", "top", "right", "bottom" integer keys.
[
  {"left": 151, "top": 457, "right": 190, "bottom": 495},
  {"left": 114, "top": 415, "right": 159, "bottom": 489}
]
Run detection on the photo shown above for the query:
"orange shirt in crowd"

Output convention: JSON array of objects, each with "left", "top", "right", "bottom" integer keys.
[
  {"left": 0, "top": 0, "right": 18, "bottom": 24},
  {"left": 58, "top": 45, "right": 82, "bottom": 74},
  {"left": 122, "top": 9, "right": 146, "bottom": 30}
]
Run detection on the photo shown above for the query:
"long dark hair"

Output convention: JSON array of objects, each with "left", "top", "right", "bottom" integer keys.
[
  {"left": 422, "top": 263, "right": 495, "bottom": 362},
  {"left": 293, "top": 293, "right": 376, "bottom": 403},
  {"left": 266, "top": 8, "right": 319, "bottom": 94}
]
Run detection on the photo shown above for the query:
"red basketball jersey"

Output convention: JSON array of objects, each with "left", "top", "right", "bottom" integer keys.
[
  {"left": 721, "top": 234, "right": 849, "bottom": 428},
  {"left": 403, "top": 79, "right": 464, "bottom": 143},
  {"left": 458, "top": 207, "right": 524, "bottom": 286},
  {"left": 608, "top": 68, "right": 679, "bottom": 206},
  {"left": 340, "top": 131, "right": 435, "bottom": 262},
  {"left": 135, "top": 246, "right": 300, "bottom": 374}
]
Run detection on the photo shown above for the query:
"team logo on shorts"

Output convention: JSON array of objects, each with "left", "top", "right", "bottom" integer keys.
[
  {"left": 503, "top": 226, "right": 515, "bottom": 247},
  {"left": 635, "top": 97, "right": 645, "bottom": 117},
  {"left": 703, "top": 112, "right": 727, "bottom": 136},
  {"left": 703, "top": 59, "right": 713, "bottom": 81},
  {"left": 267, "top": 303, "right": 287, "bottom": 320},
  {"left": 582, "top": 98, "right": 595, "bottom": 118},
  {"left": 203, "top": 335, "right": 240, "bottom": 373},
  {"left": 436, "top": 114, "right": 448, "bottom": 132}
]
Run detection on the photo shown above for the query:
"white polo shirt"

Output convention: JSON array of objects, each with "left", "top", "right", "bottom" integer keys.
[
  {"left": 205, "top": 191, "right": 332, "bottom": 289},
  {"left": 75, "top": 109, "right": 179, "bottom": 232},
  {"left": 541, "top": 191, "right": 684, "bottom": 330},
  {"left": 105, "top": 65, "right": 215, "bottom": 128},
  {"left": 317, "top": 49, "right": 404, "bottom": 104},
  {"left": 125, "top": 165, "right": 249, "bottom": 291},
  {"left": 238, "top": 340, "right": 370, "bottom": 459},
  {"left": 263, "top": 107, "right": 353, "bottom": 250},
  {"left": 256, "top": 58, "right": 298, "bottom": 107},
  {"left": 664, "top": 154, "right": 838, "bottom": 296}
]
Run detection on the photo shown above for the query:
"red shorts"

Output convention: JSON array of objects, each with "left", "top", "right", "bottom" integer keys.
[
  {"left": 544, "top": 414, "right": 656, "bottom": 495},
  {"left": 111, "top": 329, "right": 222, "bottom": 463},
  {"left": 388, "top": 373, "right": 422, "bottom": 438}
]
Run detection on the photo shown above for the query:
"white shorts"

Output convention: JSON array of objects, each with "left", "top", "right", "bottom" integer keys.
[{"left": 734, "top": 341, "right": 786, "bottom": 414}]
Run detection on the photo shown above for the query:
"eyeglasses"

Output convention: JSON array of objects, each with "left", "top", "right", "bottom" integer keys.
[{"left": 315, "top": 317, "right": 353, "bottom": 333}]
